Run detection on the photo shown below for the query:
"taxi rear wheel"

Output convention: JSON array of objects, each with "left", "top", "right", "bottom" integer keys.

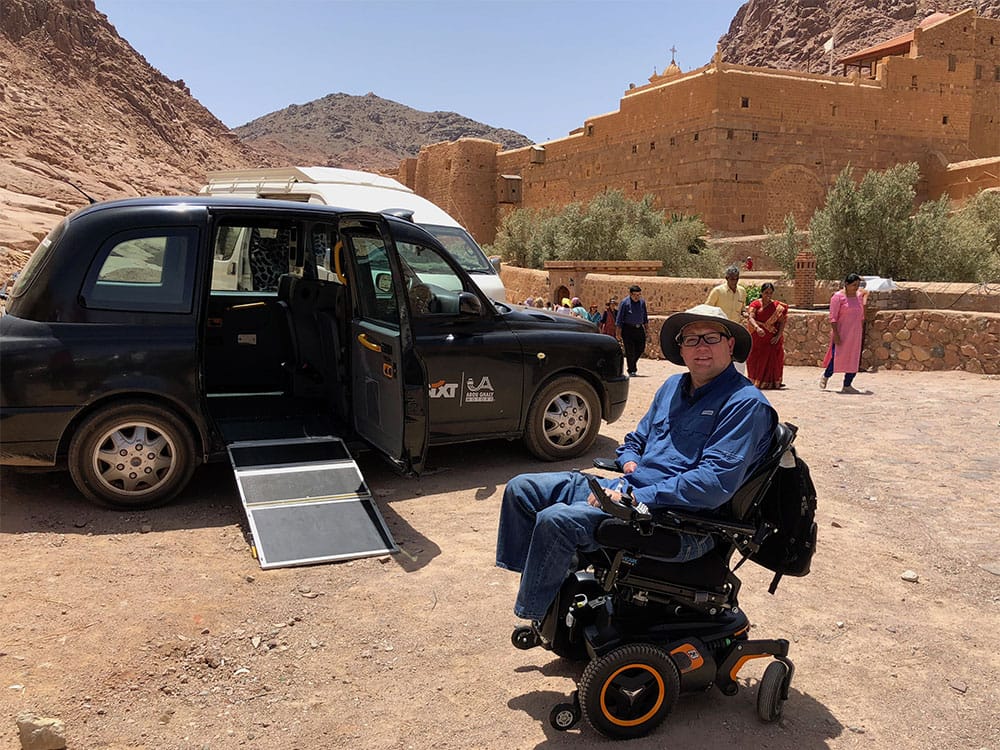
[
  {"left": 524, "top": 376, "right": 601, "bottom": 461},
  {"left": 68, "top": 401, "right": 196, "bottom": 510}
]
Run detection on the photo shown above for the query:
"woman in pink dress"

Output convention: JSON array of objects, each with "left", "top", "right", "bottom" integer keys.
[
  {"left": 746, "top": 283, "right": 788, "bottom": 389},
  {"left": 820, "top": 274, "right": 868, "bottom": 394}
]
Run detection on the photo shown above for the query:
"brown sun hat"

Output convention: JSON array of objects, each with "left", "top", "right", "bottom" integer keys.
[{"left": 660, "top": 304, "right": 752, "bottom": 365}]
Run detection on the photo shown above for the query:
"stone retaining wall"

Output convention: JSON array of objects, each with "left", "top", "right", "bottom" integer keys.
[
  {"left": 499, "top": 267, "right": 999, "bottom": 375},
  {"left": 636, "top": 310, "right": 998, "bottom": 375}
]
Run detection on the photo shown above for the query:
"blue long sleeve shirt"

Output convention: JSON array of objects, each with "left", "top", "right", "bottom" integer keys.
[
  {"left": 615, "top": 297, "right": 648, "bottom": 327},
  {"left": 615, "top": 365, "right": 776, "bottom": 510}
]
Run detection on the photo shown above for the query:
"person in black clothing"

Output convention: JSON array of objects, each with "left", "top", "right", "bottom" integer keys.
[{"left": 616, "top": 284, "right": 648, "bottom": 376}]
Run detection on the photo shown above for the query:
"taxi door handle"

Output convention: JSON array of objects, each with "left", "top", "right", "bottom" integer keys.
[{"left": 357, "top": 333, "right": 381, "bottom": 352}]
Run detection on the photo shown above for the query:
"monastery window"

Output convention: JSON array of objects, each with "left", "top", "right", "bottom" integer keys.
[
  {"left": 634, "top": 181, "right": 639, "bottom": 190},
  {"left": 942, "top": 115, "right": 949, "bottom": 125},
  {"left": 727, "top": 129, "right": 734, "bottom": 140},
  {"left": 734, "top": 173, "right": 739, "bottom": 182},
  {"left": 911, "top": 75, "right": 918, "bottom": 89},
  {"left": 874, "top": 119, "right": 878, "bottom": 130},
  {"left": 693, "top": 132, "right": 699, "bottom": 142},
  {"left": 995, "top": 66, "right": 1000, "bottom": 82},
  {"left": 650, "top": 141, "right": 655, "bottom": 151},
  {"left": 740, "top": 214, "right": 746, "bottom": 223},
  {"left": 669, "top": 136, "right": 676, "bottom": 146},
  {"left": 831, "top": 105, "right": 838, "bottom": 116},
  {"left": 975, "top": 64, "right": 982, "bottom": 80},
  {"left": 632, "top": 144, "right": 638, "bottom": 154},
  {"left": 741, "top": 97, "right": 749, "bottom": 108},
  {"left": 586, "top": 124, "right": 594, "bottom": 136},
  {"left": 948, "top": 55, "right": 957, "bottom": 72},
  {"left": 751, "top": 131, "right": 759, "bottom": 141}
]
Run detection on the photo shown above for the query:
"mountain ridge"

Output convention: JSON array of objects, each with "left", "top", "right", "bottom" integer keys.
[
  {"left": 236, "top": 92, "right": 533, "bottom": 172},
  {"left": 717, "top": 0, "right": 1000, "bottom": 72}
]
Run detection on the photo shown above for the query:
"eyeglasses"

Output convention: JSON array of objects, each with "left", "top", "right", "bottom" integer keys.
[{"left": 677, "top": 331, "right": 731, "bottom": 348}]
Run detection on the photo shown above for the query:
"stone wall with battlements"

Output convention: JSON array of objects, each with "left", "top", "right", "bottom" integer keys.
[{"left": 399, "top": 12, "right": 1000, "bottom": 247}]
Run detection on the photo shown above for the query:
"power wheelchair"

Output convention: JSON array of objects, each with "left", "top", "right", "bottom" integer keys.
[{"left": 511, "top": 421, "right": 811, "bottom": 739}]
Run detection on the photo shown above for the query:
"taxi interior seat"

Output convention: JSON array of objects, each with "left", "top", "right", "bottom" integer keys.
[{"left": 277, "top": 274, "right": 350, "bottom": 419}]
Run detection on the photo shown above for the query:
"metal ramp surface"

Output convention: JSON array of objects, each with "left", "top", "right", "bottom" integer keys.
[{"left": 227, "top": 436, "right": 397, "bottom": 569}]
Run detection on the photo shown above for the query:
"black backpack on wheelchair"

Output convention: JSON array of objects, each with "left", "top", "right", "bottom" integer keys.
[{"left": 511, "top": 421, "right": 817, "bottom": 739}]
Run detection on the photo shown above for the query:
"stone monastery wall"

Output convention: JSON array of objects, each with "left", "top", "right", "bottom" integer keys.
[{"left": 398, "top": 11, "right": 1000, "bottom": 246}]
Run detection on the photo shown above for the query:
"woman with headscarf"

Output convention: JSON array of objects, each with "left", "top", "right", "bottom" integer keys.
[
  {"left": 600, "top": 297, "right": 619, "bottom": 337},
  {"left": 746, "top": 282, "right": 788, "bottom": 389}
]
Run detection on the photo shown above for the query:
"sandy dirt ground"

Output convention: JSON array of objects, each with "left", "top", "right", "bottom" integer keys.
[{"left": 2, "top": 361, "right": 999, "bottom": 750}]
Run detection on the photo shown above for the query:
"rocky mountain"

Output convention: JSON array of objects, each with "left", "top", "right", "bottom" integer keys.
[
  {"left": 0, "top": 0, "right": 272, "bottom": 264},
  {"left": 235, "top": 92, "right": 533, "bottom": 172},
  {"left": 718, "top": 0, "right": 1000, "bottom": 72}
]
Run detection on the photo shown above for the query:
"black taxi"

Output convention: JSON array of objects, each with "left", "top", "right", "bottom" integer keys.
[{"left": 0, "top": 197, "right": 628, "bottom": 509}]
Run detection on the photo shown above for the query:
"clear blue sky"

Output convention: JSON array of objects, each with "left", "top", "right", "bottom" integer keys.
[{"left": 94, "top": 0, "right": 746, "bottom": 144}]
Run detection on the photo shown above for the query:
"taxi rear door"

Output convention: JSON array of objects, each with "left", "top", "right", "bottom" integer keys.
[{"left": 339, "top": 215, "right": 428, "bottom": 474}]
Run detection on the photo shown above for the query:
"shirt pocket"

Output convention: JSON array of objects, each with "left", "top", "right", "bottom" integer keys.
[{"left": 671, "top": 415, "right": 715, "bottom": 462}]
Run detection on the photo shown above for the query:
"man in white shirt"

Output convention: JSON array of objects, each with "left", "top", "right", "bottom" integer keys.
[{"left": 706, "top": 265, "right": 747, "bottom": 373}]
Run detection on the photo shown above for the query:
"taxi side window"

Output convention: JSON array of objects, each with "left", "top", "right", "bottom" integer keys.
[
  {"left": 81, "top": 227, "right": 198, "bottom": 313},
  {"left": 211, "top": 221, "right": 296, "bottom": 293},
  {"left": 396, "top": 241, "right": 465, "bottom": 316},
  {"left": 351, "top": 235, "right": 399, "bottom": 326}
]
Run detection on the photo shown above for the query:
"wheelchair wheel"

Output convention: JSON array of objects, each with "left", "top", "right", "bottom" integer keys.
[
  {"left": 511, "top": 626, "right": 541, "bottom": 650},
  {"left": 579, "top": 643, "right": 680, "bottom": 739},
  {"left": 757, "top": 660, "right": 789, "bottom": 722},
  {"left": 549, "top": 699, "right": 581, "bottom": 731}
]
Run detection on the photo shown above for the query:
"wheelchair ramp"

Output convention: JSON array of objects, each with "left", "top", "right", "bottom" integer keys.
[{"left": 227, "top": 437, "right": 397, "bottom": 569}]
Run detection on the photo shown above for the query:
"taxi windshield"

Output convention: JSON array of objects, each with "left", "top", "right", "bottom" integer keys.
[{"left": 422, "top": 225, "right": 494, "bottom": 274}]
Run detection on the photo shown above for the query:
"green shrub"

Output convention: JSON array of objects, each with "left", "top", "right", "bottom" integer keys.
[{"left": 485, "top": 191, "right": 720, "bottom": 278}]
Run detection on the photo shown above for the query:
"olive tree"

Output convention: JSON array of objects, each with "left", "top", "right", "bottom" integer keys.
[
  {"left": 762, "top": 214, "right": 806, "bottom": 278},
  {"left": 487, "top": 191, "right": 716, "bottom": 277},
  {"left": 809, "top": 163, "right": 920, "bottom": 280}
]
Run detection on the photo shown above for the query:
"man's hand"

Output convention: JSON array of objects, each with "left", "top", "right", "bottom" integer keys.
[
  {"left": 587, "top": 488, "right": 627, "bottom": 508},
  {"left": 622, "top": 461, "right": 638, "bottom": 474}
]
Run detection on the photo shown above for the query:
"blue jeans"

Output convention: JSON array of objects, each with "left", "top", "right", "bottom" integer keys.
[
  {"left": 823, "top": 344, "right": 856, "bottom": 387},
  {"left": 495, "top": 471, "right": 715, "bottom": 621}
]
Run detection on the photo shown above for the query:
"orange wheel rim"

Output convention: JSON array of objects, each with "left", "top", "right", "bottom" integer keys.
[{"left": 600, "top": 663, "right": 665, "bottom": 727}]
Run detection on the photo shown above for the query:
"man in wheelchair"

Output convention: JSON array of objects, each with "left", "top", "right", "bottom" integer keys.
[{"left": 496, "top": 304, "right": 802, "bottom": 738}]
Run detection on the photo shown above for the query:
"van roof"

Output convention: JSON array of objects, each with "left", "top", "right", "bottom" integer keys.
[
  {"left": 204, "top": 166, "right": 412, "bottom": 193},
  {"left": 202, "top": 167, "right": 460, "bottom": 228}
]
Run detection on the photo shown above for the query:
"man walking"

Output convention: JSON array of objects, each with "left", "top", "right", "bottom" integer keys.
[
  {"left": 616, "top": 284, "right": 648, "bottom": 377},
  {"left": 707, "top": 265, "right": 747, "bottom": 373}
]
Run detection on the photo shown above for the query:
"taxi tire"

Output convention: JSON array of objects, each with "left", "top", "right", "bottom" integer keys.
[
  {"left": 68, "top": 400, "right": 197, "bottom": 510},
  {"left": 524, "top": 376, "right": 601, "bottom": 461}
]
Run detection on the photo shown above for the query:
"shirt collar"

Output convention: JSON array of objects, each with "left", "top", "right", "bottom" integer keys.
[{"left": 681, "top": 363, "right": 739, "bottom": 402}]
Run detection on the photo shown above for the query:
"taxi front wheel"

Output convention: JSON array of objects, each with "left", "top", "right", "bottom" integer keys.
[
  {"left": 524, "top": 376, "right": 601, "bottom": 461},
  {"left": 68, "top": 400, "right": 197, "bottom": 510}
]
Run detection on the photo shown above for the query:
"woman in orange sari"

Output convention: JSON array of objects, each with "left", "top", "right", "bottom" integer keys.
[{"left": 746, "top": 283, "right": 788, "bottom": 389}]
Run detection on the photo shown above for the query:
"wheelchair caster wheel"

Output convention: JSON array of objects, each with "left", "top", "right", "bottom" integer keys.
[
  {"left": 549, "top": 702, "right": 581, "bottom": 731},
  {"left": 757, "top": 660, "right": 789, "bottom": 722},
  {"left": 511, "top": 625, "right": 541, "bottom": 650}
]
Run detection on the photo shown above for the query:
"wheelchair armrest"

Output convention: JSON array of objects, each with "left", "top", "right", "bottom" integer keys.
[
  {"left": 654, "top": 508, "right": 757, "bottom": 539},
  {"left": 592, "top": 457, "right": 621, "bottom": 472}
]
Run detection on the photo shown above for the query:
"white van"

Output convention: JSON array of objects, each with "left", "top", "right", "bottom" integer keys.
[{"left": 200, "top": 167, "right": 507, "bottom": 300}]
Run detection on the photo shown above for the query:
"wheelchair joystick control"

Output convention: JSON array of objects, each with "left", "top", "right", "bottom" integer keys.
[{"left": 583, "top": 472, "right": 651, "bottom": 523}]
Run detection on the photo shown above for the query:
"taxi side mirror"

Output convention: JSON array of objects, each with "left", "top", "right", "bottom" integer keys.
[{"left": 458, "top": 292, "right": 482, "bottom": 316}]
